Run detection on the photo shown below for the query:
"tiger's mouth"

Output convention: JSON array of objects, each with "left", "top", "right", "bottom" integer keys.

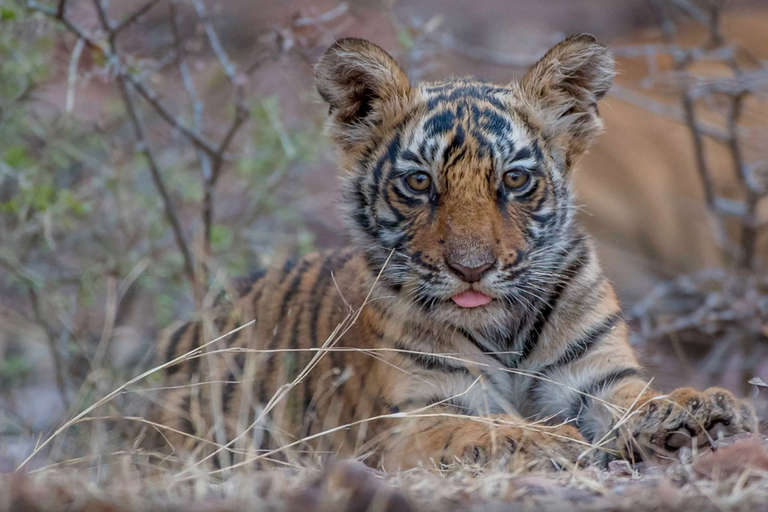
[{"left": 451, "top": 289, "right": 493, "bottom": 308}]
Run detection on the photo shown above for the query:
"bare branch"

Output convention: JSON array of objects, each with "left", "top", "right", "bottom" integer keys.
[
  {"left": 191, "top": 0, "right": 237, "bottom": 86},
  {"left": 646, "top": 0, "right": 768, "bottom": 266},
  {"left": 113, "top": 0, "right": 163, "bottom": 35},
  {"left": 293, "top": 3, "right": 349, "bottom": 27},
  {"left": 90, "top": 0, "right": 197, "bottom": 285},
  {"left": 29, "top": 0, "right": 256, "bottom": 295},
  {"left": 126, "top": 77, "right": 221, "bottom": 157},
  {"left": 667, "top": 0, "right": 711, "bottom": 27},
  {"left": 190, "top": 0, "right": 250, "bottom": 267},
  {"left": 55, "top": 0, "right": 66, "bottom": 19}
]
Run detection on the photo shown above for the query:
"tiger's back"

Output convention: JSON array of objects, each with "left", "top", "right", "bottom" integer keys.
[{"left": 157, "top": 249, "right": 389, "bottom": 460}]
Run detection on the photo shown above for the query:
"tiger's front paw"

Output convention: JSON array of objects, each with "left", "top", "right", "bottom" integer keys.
[
  {"left": 620, "top": 387, "right": 757, "bottom": 460},
  {"left": 444, "top": 422, "right": 586, "bottom": 472}
]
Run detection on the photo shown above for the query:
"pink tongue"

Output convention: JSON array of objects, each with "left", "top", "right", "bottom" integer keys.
[{"left": 451, "top": 290, "right": 493, "bottom": 308}]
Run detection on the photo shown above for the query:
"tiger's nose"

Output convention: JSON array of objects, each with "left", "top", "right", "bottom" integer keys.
[{"left": 445, "top": 258, "right": 496, "bottom": 283}]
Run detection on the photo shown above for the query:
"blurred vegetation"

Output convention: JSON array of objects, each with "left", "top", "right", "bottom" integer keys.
[{"left": 0, "top": 2, "right": 324, "bottom": 418}]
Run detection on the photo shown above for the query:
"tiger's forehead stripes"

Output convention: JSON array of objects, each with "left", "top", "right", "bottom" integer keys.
[
  {"left": 412, "top": 82, "right": 538, "bottom": 166},
  {"left": 386, "top": 88, "right": 545, "bottom": 203}
]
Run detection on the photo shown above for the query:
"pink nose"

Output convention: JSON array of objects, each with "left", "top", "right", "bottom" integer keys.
[{"left": 445, "top": 259, "right": 496, "bottom": 283}]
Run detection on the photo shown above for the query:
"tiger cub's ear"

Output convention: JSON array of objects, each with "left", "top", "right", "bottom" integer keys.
[
  {"left": 315, "top": 38, "right": 411, "bottom": 147},
  {"left": 520, "top": 34, "right": 614, "bottom": 158}
]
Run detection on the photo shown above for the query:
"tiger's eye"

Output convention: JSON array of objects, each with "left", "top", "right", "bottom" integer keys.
[
  {"left": 503, "top": 169, "right": 531, "bottom": 190},
  {"left": 405, "top": 171, "right": 432, "bottom": 193}
]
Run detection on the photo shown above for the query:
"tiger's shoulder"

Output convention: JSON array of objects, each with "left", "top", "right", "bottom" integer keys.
[{"left": 158, "top": 247, "right": 368, "bottom": 369}]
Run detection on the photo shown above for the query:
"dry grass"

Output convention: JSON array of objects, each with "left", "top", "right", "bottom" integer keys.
[
  {"left": 5, "top": 435, "right": 768, "bottom": 511},
  {"left": 4, "top": 310, "right": 768, "bottom": 512}
]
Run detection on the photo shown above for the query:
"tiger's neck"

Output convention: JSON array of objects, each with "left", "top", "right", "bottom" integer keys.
[{"left": 358, "top": 229, "right": 592, "bottom": 357}]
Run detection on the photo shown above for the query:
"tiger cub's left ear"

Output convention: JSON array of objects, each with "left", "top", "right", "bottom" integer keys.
[
  {"left": 316, "top": 38, "right": 411, "bottom": 148},
  {"left": 520, "top": 34, "right": 614, "bottom": 158}
]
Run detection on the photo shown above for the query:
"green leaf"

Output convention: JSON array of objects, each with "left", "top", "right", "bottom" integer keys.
[
  {"left": 0, "top": 7, "right": 16, "bottom": 21},
  {"left": 4, "top": 145, "right": 29, "bottom": 167},
  {"left": 396, "top": 28, "right": 414, "bottom": 50},
  {"left": 211, "top": 224, "right": 233, "bottom": 252}
]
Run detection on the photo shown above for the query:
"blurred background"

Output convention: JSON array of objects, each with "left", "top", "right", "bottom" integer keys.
[{"left": 1, "top": 0, "right": 767, "bottom": 470}]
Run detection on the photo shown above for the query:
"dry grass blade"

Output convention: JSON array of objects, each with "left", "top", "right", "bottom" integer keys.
[{"left": 14, "top": 320, "right": 256, "bottom": 472}]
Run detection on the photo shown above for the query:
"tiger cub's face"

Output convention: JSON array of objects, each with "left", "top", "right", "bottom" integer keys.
[{"left": 316, "top": 36, "right": 614, "bottom": 329}]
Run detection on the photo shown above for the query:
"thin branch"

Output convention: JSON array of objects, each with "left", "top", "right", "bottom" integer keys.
[
  {"left": 168, "top": 0, "right": 211, "bottom": 184},
  {"left": 726, "top": 92, "right": 759, "bottom": 268},
  {"left": 0, "top": 253, "right": 70, "bottom": 409},
  {"left": 191, "top": 0, "right": 237, "bottom": 85},
  {"left": 117, "top": 75, "right": 196, "bottom": 283},
  {"left": 90, "top": 0, "right": 197, "bottom": 285},
  {"left": 185, "top": 0, "right": 251, "bottom": 265},
  {"left": 55, "top": 0, "right": 66, "bottom": 19},
  {"left": 113, "top": 0, "right": 163, "bottom": 35},
  {"left": 667, "top": 0, "right": 711, "bottom": 28},
  {"left": 127, "top": 77, "right": 221, "bottom": 157},
  {"left": 293, "top": 3, "right": 348, "bottom": 27}
]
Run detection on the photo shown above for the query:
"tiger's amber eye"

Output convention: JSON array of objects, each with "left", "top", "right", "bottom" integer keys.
[
  {"left": 405, "top": 171, "right": 432, "bottom": 193},
  {"left": 503, "top": 169, "right": 531, "bottom": 190}
]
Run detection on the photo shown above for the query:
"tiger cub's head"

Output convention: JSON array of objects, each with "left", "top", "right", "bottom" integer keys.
[{"left": 315, "top": 36, "right": 613, "bottom": 328}]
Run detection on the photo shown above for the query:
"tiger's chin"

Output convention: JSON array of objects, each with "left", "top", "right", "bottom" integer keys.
[{"left": 427, "top": 296, "right": 514, "bottom": 331}]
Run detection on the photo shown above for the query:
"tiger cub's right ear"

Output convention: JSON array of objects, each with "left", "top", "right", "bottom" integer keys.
[{"left": 315, "top": 38, "right": 411, "bottom": 147}]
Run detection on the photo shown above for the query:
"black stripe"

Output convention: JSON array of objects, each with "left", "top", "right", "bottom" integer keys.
[
  {"left": 308, "top": 252, "right": 355, "bottom": 345},
  {"left": 410, "top": 251, "right": 441, "bottom": 273},
  {"left": 400, "top": 149, "right": 423, "bottom": 165},
  {"left": 426, "top": 84, "right": 508, "bottom": 110},
  {"left": 281, "top": 257, "right": 297, "bottom": 276},
  {"left": 232, "top": 268, "right": 267, "bottom": 297},
  {"left": 352, "top": 176, "right": 376, "bottom": 238},
  {"left": 369, "top": 135, "right": 402, "bottom": 239},
  {"left": 278, "top": 259, "right": 313, "bottom": 321},
  {"left": 222, "top": 352, "right": 246, "bottom": 415},
  {"left": 570, "top": 367, "right": 641, "bottom": 435},
  {"left": 549, "top": 313, "right": 623, "bottom": 370},
  {"left": 528, "top": 312, "right": 622, "bottom": 400},
  {"left": 395, "top": 342, "right": 471, "bottom": 375},
  {"left": 303, "top": 251, "right": 355, "bottom": 418},
  {"left": 472, "top": 105, "right": 513, "bottom": 134},
  {"left": 180, "top": 394, "right": 195, "bottom": 435},
  {"left": 582, "top": 367, "right": 641, "bottom": 401},
  {"left": 445, "top": 145, "right": 467, "bottom": 170},
  {"left": 164, "top": 323, "right": 190, "bottom": 374},
  {"left": 441, "top": 127, "right": 465, "bottom": 166},
  {"left": 512, "top": 238, "right": 588, "bottom": 365},
  {"left": 531, "top": 212, "right": 555, "bottom": 224},
  {"left": 458, "top": 327, "right": 507, "bottom": 366},
  {"left": 391, "top": 185, "right": 423, "bottom": 208},
  {"left": 373, "top": 134, "right": 401, "bottom": 186},
  {"left": 186, "top": 323, "right": 202, "bottom": 375},
  {"left": 259, "top": 258, "right": 313, "bottom": 404},
  {"left": 424, "top": 109, "right": 456, "bottom": 136}
]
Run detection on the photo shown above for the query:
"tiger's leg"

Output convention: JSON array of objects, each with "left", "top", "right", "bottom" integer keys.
[
  {"left": 530, "top": 325, "right": 757, "bottom": 463},
  {"left": 379, "top": 408, "right": 587, "bottom": 472}
]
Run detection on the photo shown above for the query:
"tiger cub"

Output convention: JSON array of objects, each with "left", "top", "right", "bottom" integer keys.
[{"left": 156, "top": 35, "right": 756, "bottom": 470}]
